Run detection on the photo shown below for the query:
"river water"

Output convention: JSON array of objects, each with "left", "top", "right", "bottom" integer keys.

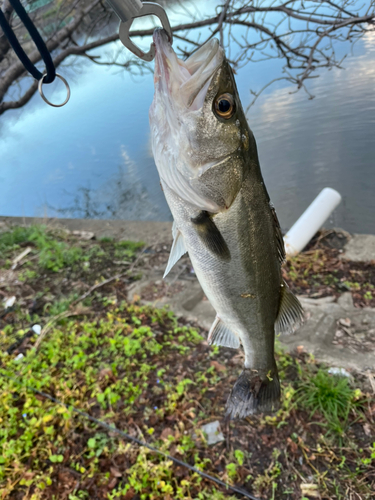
[{"left": 1, "top": 1, "right": 374, "bottom": 234}]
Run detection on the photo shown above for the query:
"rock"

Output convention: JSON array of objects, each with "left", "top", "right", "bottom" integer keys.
[
  {"left": 71, "top": 230, "right": 95, "bottom": 240},
  {"left": 298, "top": 296, "right": 335, "bottom": 306},
  {"left": 337, "top": 292, "right": 354, "bottom": 310},
  {"left": 200, "top": 421, "right": 224, "bottom": 445},
  {"left": 319, "top": 228, "right": 351, "bottom": 250},
  {"left": 338, "top": 318, "right": 351, "bottom": 328},
  {"left": 342, "top": 234, "right": 375, "bottom": 262}
]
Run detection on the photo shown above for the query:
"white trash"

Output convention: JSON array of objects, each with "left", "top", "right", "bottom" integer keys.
[
  {"left": 32, "top": 324, "right": 42, "bottom": 335},
  {"left": 200, "top": 420, "right": 224, "bottom": 445},
  {"left": 328, "top": 367, "right": 352, "bottom": 378},
  {"left": 4, "top": 296, "right": 16, "bottom": 309},
  {"left": 284, "top": 187, "right": 342, "bottom": 257}
]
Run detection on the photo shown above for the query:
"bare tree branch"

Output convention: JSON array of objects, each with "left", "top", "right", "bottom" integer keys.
[{"left": 0, "top": 0, "right": 374, "bottom": 114}]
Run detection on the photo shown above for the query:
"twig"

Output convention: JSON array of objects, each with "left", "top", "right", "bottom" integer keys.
[
  {"left": 70, "top": 274, "right": 125, "bottom": 306},
  {"left": 11, "top": 247, "right": 32, "bottom": 270}
]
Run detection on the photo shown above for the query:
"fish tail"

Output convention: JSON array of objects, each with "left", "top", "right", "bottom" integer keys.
[{"left": 225, "top": 366, "right": 280, "bottom": 419}]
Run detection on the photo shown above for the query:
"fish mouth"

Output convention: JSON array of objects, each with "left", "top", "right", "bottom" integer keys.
[{"left": 153, "top": 28, "right": 224, "bottom": 109}]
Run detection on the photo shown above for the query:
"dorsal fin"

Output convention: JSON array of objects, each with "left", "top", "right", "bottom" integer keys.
[
  {"left": 275, "top": 280, "right": 304, "bottom": 335},
  {"left": 270, "top": 203, "right": 286, "bottom": 265},
  {"left": 163, "top": 225, "right": 187, "bottom": 278},
  {"left": 208, "top": 316, "right": 240, "bottom": 349},
  {"left": 191, "top": 211, "right": 230, "bottom": 261}
]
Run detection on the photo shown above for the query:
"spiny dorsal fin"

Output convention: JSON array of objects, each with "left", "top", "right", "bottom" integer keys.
[
  {"left": 208, "top": 316, "right": 240, "bottom": 349},
  {"left": 275, "top": 280, "right": 304, "bottom": 335},
  {"left": 163, "top": 225, "right": 187, "bottom": 278},
  {"left": 270, "top": 203, "right": 286, "bottom": 265},
  {"left": 191, "top": 211, "right": 230, "bottom": 261}
]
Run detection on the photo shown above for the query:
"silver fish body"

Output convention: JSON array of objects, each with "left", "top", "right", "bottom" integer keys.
[{"left": 150, "top": 29, "right": 303, "bottom": 418}]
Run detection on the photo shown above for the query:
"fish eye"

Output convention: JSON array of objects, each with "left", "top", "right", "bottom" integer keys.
[{"left": 214, "top": 93, "right": 235, "bottom": 119}]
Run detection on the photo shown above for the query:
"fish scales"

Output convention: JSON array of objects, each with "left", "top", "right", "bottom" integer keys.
[
  {"left": 150, "top": 28, "right": 304, "bottom": 418},
  {"left": 164, "top": 174, "right": 280, "bottom": 364}
]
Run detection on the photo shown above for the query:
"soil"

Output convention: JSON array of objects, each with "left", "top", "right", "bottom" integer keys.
[{"left": 0, "top": 225, "right": 374, "bottom": 500}]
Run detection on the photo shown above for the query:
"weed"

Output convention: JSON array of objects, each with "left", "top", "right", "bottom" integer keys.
[{"left": 296, "top": 369, "right": 355, "bottom": 436}]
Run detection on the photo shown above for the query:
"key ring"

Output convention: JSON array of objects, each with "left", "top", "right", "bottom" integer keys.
[
  {"left": 107, "top": 0, "right": 173, "bottom": 61},
  {"left": 38, "top": 73, "right": 71, "bottom": 108}
]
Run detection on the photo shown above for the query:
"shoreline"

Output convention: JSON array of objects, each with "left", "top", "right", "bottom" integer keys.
[{"left": 0, "top": 215, "right": 374, "bottom": 262}]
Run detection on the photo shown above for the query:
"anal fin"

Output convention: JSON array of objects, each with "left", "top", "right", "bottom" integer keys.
[
  {"left": 163, "top": 226, "right": 187, "bottom": 278},
  {"left": 208, "top": 316, "right": 240, "bottom": 349},
  {"left": 275, "top": 280, "right": 304, "bottom": 334}
]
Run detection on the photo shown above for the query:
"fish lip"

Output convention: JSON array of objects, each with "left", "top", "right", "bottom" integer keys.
[{"left": 153, "top": 28, "right": 224, "bottom": 107}]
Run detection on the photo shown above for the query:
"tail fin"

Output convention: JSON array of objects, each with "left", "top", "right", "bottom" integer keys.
[{"left": 225, "top": 368, "right": 280, "bottom": 419}]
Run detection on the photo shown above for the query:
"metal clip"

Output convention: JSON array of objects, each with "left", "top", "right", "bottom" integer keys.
[
  {"left": 107, "top": 0, "right": 173, "bottom": 61},
  {"left": 106, "top": 0, "right": 143, "bottom": 23}
]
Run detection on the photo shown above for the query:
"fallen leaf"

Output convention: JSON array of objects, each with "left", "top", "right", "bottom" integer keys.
[
  {"left": 301, "top": 483, "right": 320, "bottom": 498},
  {"left": 160, "top": 427, "right": 175, "bottom": 440},
  {"left": 363, "top": 423, "right": 371, "bottom": 436},
  {"left": 110, "top": 466, "right": 122, "bottom": 478},
  {"left": 123, "top": 488, "right": 135, "bottom": 500},
  {"left": 210, "top": 360, "right": 226, "bottom": 372},
  {"left": 107, "top": 477, "right": 117, "bottom": 490}
]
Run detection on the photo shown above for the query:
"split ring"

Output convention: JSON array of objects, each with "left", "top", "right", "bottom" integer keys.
[{"left": 38, "top": 73, "right": 70, "bottom": 108}]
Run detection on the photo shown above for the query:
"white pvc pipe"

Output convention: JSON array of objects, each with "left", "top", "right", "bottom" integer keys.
[{"left": 283, "top": 187, "right": 342, "bottom": 257}]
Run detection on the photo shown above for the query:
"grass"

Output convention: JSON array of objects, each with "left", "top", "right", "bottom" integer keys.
[
  {"left": 296, "top": 369, "right": 358, "bottom": 437},
  {"left": 0, "top": 224, "right": 374, "bottom": 499}
]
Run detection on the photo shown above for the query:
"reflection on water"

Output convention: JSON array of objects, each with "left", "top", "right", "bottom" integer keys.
[
  {"left": 47, "top": 146, "right": 169, "bottom": 220},
  {"left": 248, "top": 34, "right": 375, "bottom": 234},
  {"left": 0, "top": 4, "right": 374, "bottom": 233}
]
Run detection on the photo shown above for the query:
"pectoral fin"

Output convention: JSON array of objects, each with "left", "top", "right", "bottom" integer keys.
[
  {"left": 275, "top": 280, "right": 304, "bottom": 334},
  {"left": 208, "top": 316, "right": 240, "bottom": 348},
  {"left": 191, "top": 211, "right": 230, "bottom": 261},
  {"left": 163, "top": 225, "right": 187, "bottom": 278}
]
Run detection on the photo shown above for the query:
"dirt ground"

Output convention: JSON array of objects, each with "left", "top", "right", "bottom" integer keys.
[{"left": 0, "top": 225, "right": 374, "bottom": 500}]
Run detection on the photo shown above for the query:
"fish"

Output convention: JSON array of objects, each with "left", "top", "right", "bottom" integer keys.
[{"left": 149, "top": 28, "right": 304, "bottom": 419}]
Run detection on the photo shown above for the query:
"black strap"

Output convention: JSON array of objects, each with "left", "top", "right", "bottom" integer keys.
[{"left": 0, "top": 0, "right": 55, "bottom": 83}]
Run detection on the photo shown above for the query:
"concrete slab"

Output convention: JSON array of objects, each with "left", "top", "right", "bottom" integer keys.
[
  {"left": 135, "top": 276, "right": 375, "bottom": 372},
  {"left": 343, "top": 234, "right": 375, "bottom": 262}
]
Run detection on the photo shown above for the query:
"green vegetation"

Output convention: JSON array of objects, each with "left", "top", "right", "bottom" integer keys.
[
  {"left": 0, "top": 225, "right": 374, "bottom": 499},
  {"left": 296, "top": 369, "right": 357, "bottom": 437},
  {"left": 283, "top": 235, "right": 375, "bottom": 307}
]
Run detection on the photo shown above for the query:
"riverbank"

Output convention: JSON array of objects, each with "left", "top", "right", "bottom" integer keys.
[
  {"left": 0, "top": 221, "right": 374, "bottom": 499},
  {"left": 1, "top": 216, "right": 374, "bottom": 371}
]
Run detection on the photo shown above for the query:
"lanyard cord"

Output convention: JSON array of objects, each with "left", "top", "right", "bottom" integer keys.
[{"left": 0, "top": 0, "right": 55, "bottom": 83}]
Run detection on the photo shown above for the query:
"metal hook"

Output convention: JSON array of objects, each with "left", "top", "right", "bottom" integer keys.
[{"left": 107, "top": 0, "right": 172, "bottom": 62}]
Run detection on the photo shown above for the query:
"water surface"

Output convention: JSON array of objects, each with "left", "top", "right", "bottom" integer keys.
[{"left": 0, "top": 2, "right": 374, "bottom": 233}]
